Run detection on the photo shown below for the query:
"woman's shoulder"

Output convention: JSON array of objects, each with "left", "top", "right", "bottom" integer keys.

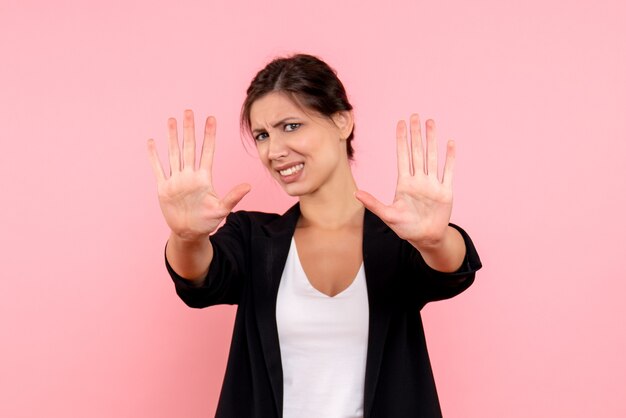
[
  {"left": 223, "top": 203, "right": 301, "bottom": 236},
  {"left": 226, "top": 210, "right": 282, "bottom": 234},
  {"left": 229, "top": 209, "right": 283, "bottom": 223}
]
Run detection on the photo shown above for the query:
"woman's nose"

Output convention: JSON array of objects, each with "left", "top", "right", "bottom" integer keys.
[{"left": 267, "top": 136, "right": 288, "bottom": 160}]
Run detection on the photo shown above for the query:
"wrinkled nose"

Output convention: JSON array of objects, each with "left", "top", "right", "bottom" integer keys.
[{"left": 267, "top": 136, "right": 288, "bottom": 160}]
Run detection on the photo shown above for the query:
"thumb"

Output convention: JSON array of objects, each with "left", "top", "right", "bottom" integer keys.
[
  {"left": 355, "top": 190, "right": 389, "bottom": 221},
  {"left": 221, "top": 183, "right": 252, "bottom": 212}
]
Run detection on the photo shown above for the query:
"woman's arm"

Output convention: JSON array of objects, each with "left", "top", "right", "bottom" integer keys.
[
  {"left": 147, "top": 110, "right": 250, "bottom": 283},
  {"left": 356, "top": 114, "right": 466, "bottom": 273},
  {"left": 165, "top": 233, "right": 213, "bottom": 284}
]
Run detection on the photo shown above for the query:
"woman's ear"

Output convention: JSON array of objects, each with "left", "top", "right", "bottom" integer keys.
[{"left": 331, "top": 110, "right": 354, "bottom": 140}]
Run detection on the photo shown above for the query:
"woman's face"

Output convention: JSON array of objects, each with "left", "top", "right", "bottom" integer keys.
[{"left": 249, "top": 92, "right": 352, "bottom": 197}]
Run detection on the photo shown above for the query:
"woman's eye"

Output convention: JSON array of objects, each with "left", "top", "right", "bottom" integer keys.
[
  {"left": 255, "top": 132, "right": 269, "bottom": 141},
  {"left": 284, "top": 123, "right": 301, "bottom": 132}
]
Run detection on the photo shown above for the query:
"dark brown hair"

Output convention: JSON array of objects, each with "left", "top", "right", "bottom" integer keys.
[{"left": 240, "top": 54, "right": 355, "bottom": 159}]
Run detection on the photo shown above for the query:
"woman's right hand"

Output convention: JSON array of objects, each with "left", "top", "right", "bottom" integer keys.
[{"left": 147, "top": 110, "right": 251, "bottom": 242}]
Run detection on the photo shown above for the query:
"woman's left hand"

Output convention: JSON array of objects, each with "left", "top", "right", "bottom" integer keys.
[{"left": 355, "top": 114, "right": 455, "bottom": 252}]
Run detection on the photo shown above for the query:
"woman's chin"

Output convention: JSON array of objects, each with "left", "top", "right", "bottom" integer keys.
[
  {"left": 276, "top": 180, "right": 311, "bottom": 197},
  {"left": 281, "top": 185, "right": 307, "bottom": 197},
  {"left": 273, "top": 174, "right": 307, "bottom": 196}
]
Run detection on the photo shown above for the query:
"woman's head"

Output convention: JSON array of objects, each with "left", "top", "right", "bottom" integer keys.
[{"left": 241, "top": 54, "right": 355, "bottom": 159}]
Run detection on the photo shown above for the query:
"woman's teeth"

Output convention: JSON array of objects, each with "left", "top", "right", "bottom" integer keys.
[{"left": 279, "top": 163, "right": 304, "bottom": 176}]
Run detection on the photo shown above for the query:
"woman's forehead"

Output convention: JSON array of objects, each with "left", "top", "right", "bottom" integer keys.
[{"left": 249, "top": 92, "right": 310, "bottom": 127}]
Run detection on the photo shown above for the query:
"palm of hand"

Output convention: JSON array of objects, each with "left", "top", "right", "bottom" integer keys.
[{"left": 157, "top": 168, "right": 227, "bottom": 239}]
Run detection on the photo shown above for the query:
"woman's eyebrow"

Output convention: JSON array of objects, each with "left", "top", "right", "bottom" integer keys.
[{"left": 251, "top": 117, "right": 299, "bottom": 135}]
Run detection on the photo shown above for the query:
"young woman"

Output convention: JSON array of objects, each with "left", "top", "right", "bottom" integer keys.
[{"left": 147, "top": 54, "right": 481, "bottom": 418}]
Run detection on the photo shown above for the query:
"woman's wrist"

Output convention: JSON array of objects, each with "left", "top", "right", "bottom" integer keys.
[
  {"left": 410, "top": 226, "right": 466, "bottom": 273},
  {"left": 166, "top": 232, "right": 213, "bottom": 282}
]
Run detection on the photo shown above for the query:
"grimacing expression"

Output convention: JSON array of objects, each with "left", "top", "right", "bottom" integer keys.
[{"left": 249, "top": 92, "right": 353, "bottom": 197}]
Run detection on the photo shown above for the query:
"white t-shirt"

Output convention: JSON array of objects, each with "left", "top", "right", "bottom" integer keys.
[{"left": 276, "top": 238, "right": 369, "bottom": 418}]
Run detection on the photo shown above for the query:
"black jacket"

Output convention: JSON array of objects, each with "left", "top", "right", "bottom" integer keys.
[{"left": 167, "top": 203, "right": 482, "bottom": 417}]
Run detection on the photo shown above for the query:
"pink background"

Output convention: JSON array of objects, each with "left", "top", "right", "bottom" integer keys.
[{"left": 1, "top": 0, "right": 625, "bottom": 417}]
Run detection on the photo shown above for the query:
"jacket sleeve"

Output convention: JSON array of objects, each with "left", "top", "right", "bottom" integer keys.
[
  {"left": 165, "top": 211, "right": 250, "bottom": 308},
  {"left": 403, "top": 223, "right": 482, "bottom": 307}
]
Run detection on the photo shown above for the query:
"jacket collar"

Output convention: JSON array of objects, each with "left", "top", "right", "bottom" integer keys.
[{"left": 261, "top": 202, "right": 301, "bottom": 237}]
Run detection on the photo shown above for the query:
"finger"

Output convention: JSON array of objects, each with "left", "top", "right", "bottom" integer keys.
[
  {"left": 425, "top": 119, "right": 438, "bottom": 178},
  {"left": 221, "top": 183, "right": 252, "bottom": 212},
  {"left": 147, "top": 138, "right": 166, "bottom": 183},
  {"left": 410, "top": 114, "right": 424, "bottom": 176},
  {"left": 442, "top": 140, "right": 456, "bottom": 188},
  {"left": 199, "top": 116, "right": 216, "bottom": 176},
  {"left": 167, "top": 117, "right": 181, "bottom": 173},
  {"left": 354, "top": 190, "right": 392, "bottom": 222},
  {"left": 396, "top": 120, "right": 410, "bottom": 178},
  {"left": 182, "top": 109, "right": 196, "bottom": 169}
]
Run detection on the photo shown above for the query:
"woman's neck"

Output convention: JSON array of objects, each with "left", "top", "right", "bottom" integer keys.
[{"left": 297, "top": 169, "right": 364, "bottom": 230}]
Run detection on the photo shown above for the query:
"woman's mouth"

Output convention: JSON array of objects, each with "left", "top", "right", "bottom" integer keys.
[{"left": 278, "top": 163, "right": 304, "bottom": 177}]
